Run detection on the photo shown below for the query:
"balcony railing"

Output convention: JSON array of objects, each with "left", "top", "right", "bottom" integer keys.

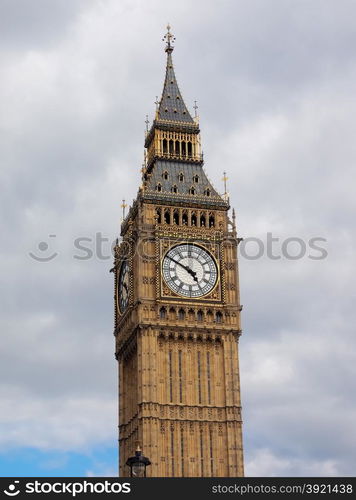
[{"left": 147, "top": 150, "right": 203, "bottom": 165}]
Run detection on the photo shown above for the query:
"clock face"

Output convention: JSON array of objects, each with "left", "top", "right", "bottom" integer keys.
[
  {"left": 118, "top": 260, "right": 129, "bottom": 313},
  {"left": 162, "top": 243, "right": 218, "bottom": 298}
]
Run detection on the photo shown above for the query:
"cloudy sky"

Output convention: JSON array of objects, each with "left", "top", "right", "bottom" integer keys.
[{"left": 1, "top": 0, "right": 355, "bottom": 477}]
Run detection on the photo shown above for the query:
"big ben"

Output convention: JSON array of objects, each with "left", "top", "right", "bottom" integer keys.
[{"left": 113, "top": 26, "right": 244, "bottom": 477}]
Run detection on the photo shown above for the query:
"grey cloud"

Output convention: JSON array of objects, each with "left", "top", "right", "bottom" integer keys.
[{"left": 0, "top": 0, "right": 87, "bottom": 49}]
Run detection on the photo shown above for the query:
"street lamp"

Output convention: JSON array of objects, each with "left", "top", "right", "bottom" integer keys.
[{"left": 126, "top": 446, "right": 151, "bottom": 477}]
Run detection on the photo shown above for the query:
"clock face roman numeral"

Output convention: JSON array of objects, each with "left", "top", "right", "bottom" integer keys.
[{"left": 162, "top": 243, "right": 218, "bottom": 298}]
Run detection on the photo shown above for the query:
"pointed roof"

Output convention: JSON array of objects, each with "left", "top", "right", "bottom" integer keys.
[
  {"left": 142, "top": 160, "right": 228, "bottom": 208},
  {"left": 157, "top": 25, "right": 194, "bottom": 123},
  {"left": 157, "top": 52, "right": 194, "bottom": 123},
  {"left": 139, "top": 26, "right": 228, "bottom": 210}
]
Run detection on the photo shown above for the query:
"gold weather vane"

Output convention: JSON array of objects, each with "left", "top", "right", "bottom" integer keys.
[
  {"left": 162, "top": 23, "right": 175, "bottom": 52},
  {"left": 121, "top": 199, "right": 127, "bottom": 221},
  {"left": 222, "top": 171, "right": 229, "bottom": 201}
]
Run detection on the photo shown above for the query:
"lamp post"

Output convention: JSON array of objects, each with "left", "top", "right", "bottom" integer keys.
[{"left": 126, "top": 446, "right": 151, "bottom": 477}]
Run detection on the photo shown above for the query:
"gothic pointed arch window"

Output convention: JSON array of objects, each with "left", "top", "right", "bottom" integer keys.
[
  {"left": 187, "top": 141, "right": 192, "bottom": 157},
  {"left": 169, "top": 139, "right": 174, "bottom": 155},
  {"left": 171, "top": 185, "right": 178, "bottom": 194},
  {"left": 160, "top": 307, "right": 167, "bottom": 319},
  {"left": 189, "top": 186, "right": 196, "bottom": 195},
  {"left": 193, "top": 174, "right": 199, "bottom": 183},
  {"left": 178, "top": 172, "right": 184, "bottom": 182},
  {"left": 178, "top": 308, "right": 185, "bottom": 320},
  {"left": 209, "top": 213, "right": 215, "bottom": 227},
  {"left": 162, "top": 171, "right": 169, "bottom": 180},
  {"left": 188, "top": 309, "right": 195, "bottom": 321},
  {"left": 181, "top": 142, "right": 186, "bottom": 156},
  {"left": 204, "top": 188, "right": 211, "bottom": 197},
  {"left": 216, "top": 311, "right": 223, "bottom": 324},
  {"left": 162, "top": 139, "right": 168, "bottom": 154},
  {"left": 156, "top": 183, "right": 162, "bottom": 192},
  {"left": 197, "top": 310, "right": 204, "bottom": 322},
  {"left": 173, "top": 209, "right": 179, "bottom": 225},
  {"left": 164, "top": 209, "right": 171, "bottom": 224},
  {"left": 200, "top": 213, "right": 206, "bottom": 227},
  {"left": 182, "top": 210, "right": 188, "bottom": 225},
  {"left": 169, "top": 307, "right": 176, "bottom": 321},
  {"left": 175, "top": 140, "right": 180, "bottom": 155},
  {"left": 156, "top": 208, "right": 162, "bottom": 224},
  {"left": 191, "top": 212, "right": 197, "bottom": 226}
]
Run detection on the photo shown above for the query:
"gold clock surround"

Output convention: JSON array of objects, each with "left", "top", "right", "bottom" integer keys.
[{"left": 160, "top": 240, "right": 221, "bottom": 302}]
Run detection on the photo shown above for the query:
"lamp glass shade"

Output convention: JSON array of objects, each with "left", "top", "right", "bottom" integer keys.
[{"left": 131, "top": 462, "right": 146, "bottom": 477}]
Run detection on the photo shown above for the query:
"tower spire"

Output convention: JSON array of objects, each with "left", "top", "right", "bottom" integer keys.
[
  {"left": 142, "top": 26, "right": 227, "bottom": 207},
  {"left": 156, "top": 25, "right": 194, "bottom": 123}
]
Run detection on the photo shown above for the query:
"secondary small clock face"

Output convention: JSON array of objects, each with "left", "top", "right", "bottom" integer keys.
[
  {"left": 118, "top": 260, "right": 129, "bottom": 313},
  {"left": 162, "top": 243, "right": 218, "bottom": 298}
]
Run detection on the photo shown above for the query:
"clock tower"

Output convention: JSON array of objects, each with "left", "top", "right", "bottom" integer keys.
[{"left": 113, "top": 26, "right": 244, "bottom": 477}]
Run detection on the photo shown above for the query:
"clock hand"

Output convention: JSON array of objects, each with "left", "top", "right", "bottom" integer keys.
[
  {"left": 187, "top": 245, "right": 198, "bottom": 282},
  {"left": 167, "top": 256, "right": 198, "bottom": 282},
  {"left": 187, "top": 244, "right": 192, "bottom": 270},
  {"left": 168, "top": 256, "right": 195, "bottom": 276}
]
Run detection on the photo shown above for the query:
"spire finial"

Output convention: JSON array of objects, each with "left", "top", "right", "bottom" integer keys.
[
  {"left": 222, "top": 171, "right": 229, "bottom": 202},
  {"left": 193, "top": 100, "right": 198, "bottom": 118},
  {"left": 145, "top": 114, "right": 150, "bottom": 133},
  {"left": 232, "top": 208, "right": 236, "bottom": 233},
  {"left": 141, "top": 150, "right": 147, "bottom": 174},
  {"left": 121, "top": 199, "right": 127, "bottom": 221},
  {"left": 162, "top": 23, "right": 175, "bottom": 53}
]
